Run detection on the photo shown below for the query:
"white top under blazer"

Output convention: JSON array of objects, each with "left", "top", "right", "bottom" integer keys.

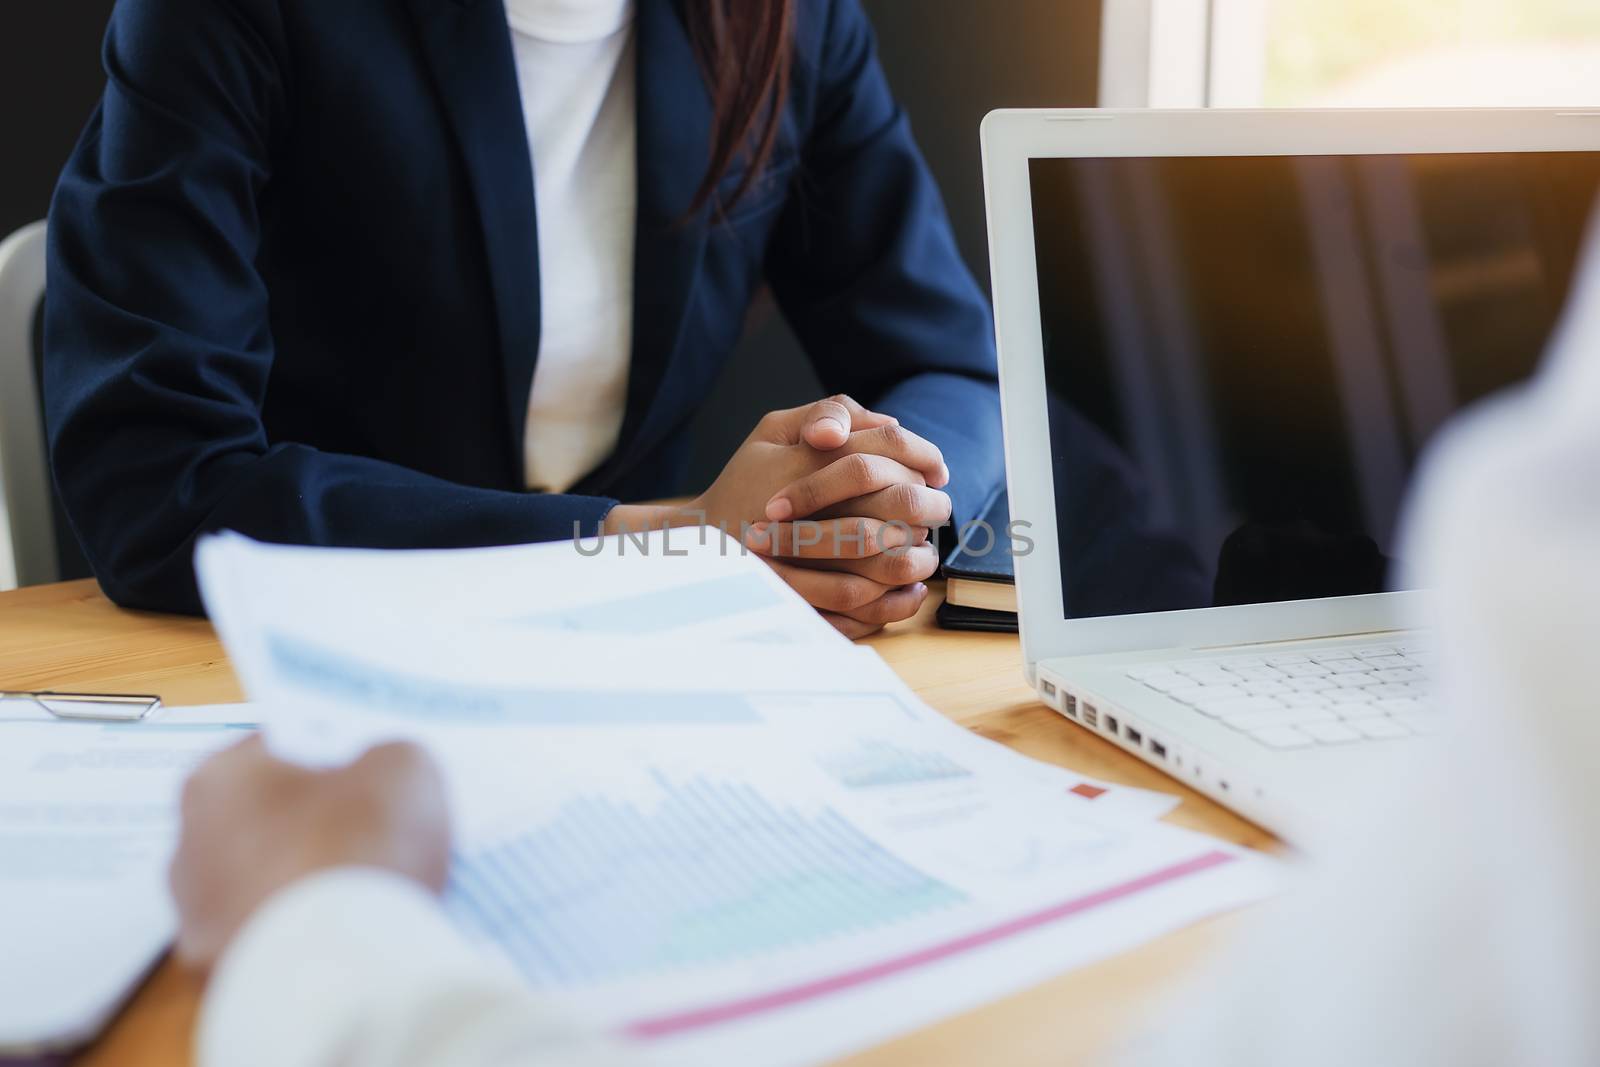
[{"left": 506, "top": 0, "right": 638, "bottom": 493}]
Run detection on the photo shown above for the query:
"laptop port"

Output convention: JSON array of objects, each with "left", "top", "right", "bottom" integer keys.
[
  {"left": 1125, "top": 726, "right": 1143, "bottom": 746},
  {"left": 1082, "top": 704, "right": 1099, "bottom": 728},
  {"left": 1063, "top": 693, "right": 1079, "bottom": 719},
  {"left": 1150, "top": 739, "right": 1168, "bottom": 760},
  {"left": 1043, "top": 680, "right": 1058, "bottom": 699},
  {"left": 1104, "top": 714, "right": 1120, "bottom": 736}
]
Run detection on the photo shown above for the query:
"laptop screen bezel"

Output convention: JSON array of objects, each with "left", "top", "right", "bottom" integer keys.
[{"left": 979, "top": 108, "right": 1600, "bottom": 677}]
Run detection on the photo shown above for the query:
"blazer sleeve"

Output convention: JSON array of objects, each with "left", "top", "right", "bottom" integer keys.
[
  {"left": 200, "top": 869, "right": 629, "bottom": 1067},
  {"left": 765, "top": 0, "right": 1006, "bottom": 533},
  {"left": 44, "top": 0, "right": 616, "bottom": 615}
]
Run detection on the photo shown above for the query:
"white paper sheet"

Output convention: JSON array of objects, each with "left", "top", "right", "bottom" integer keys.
[
  {"left": 196, "top": 529, "right": 848, "bottom": 650},
  {"left": 195, "top": 588, "right": 1175, "bottom": 824},
  {"left": 188, "top": 584, "right": 1271, "bottom": 1065},
  {"left": 0, "top": 718, "right": 256, "bottom": 1052}
]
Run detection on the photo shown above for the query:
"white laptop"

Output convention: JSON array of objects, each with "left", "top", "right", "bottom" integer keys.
[{"left": 980, "top": 108, "right": 1600, "bottom": 839}]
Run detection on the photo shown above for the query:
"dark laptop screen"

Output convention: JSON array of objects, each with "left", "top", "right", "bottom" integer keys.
[{"left": 1028, "top": 151, "right": 1600, "bottom": 619}]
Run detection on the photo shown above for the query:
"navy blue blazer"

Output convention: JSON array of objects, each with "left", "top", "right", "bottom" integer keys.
[{"left": 45, "top": 0, "right": 1003, "bottom": 614}]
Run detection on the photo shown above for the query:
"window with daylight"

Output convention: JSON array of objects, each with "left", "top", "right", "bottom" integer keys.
[{"left": 1103, "top": 0, "right": 1600, "bottom": 109}]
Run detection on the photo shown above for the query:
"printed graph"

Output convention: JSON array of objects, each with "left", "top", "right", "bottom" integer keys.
[
  {"left": 265, "top": 634, "right": 761, "bottom": 725},
  {"left": 816, "top": 739, "right": 974, "bottom": 789},
  {"left": 445, "top": 770, "right": 966, "bottom": 986}
]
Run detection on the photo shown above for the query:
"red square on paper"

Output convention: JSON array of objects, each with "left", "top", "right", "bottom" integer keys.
[{"left": 1070, "top": 784, "right": 1108, "bottom": 800}]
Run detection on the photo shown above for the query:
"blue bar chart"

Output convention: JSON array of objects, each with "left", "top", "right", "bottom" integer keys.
[
  {"left": 445, "top": 770, "right": 967, "bottom": 987},
  {"left": 816, "top": 739, "right": 975, "bottom": 790},
  {"left": 265, "top": 633, "right": 761, "bottom": 725}
]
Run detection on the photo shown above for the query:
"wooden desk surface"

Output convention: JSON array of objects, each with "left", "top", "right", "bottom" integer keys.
[{"left": 0, "top": 579, "right": 1274, "bottom": 1067}]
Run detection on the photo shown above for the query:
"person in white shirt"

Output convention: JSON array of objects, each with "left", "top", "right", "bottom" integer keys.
[
  {"left": 168, "top": 220, "right": 1600, "bottom": 1066},
  {"left": 1115, "top": 218, "right": 1600, "bottom": 1067}
]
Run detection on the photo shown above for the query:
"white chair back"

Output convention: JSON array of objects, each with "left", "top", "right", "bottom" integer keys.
[{"left": 0, "top": 221, "right": 58, "bottom": 590}]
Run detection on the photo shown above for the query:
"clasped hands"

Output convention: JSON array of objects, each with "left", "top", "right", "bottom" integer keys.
[{"left": 605, "top": 395, "right": 951, "bottom": 638}]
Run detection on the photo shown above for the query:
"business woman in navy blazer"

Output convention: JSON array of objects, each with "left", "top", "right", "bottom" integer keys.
[{"left": 44, "top": 0, "right": 1003, "bottom": 630}]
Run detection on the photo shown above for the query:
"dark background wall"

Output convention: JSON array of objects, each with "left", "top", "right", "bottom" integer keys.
[
  {"left": 0, "top": 3, "right": 120, "bottom": 240},
  {"left": 0, "top": 0, "right": 1101, "bottom": 494}
]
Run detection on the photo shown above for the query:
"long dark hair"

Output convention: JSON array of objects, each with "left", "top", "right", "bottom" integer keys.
[{"left": 683, "top": 0, "right": 795, "bottom": 217}]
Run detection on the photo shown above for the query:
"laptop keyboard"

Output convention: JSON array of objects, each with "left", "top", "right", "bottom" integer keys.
[{"left": 1126, "top": 643, "right": 1436, "bottom": 750}]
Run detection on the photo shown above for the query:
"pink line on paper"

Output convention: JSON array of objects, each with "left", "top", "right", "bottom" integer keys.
[{"left": 625, "top": 849, "right": 1236, "bottom": 1040}]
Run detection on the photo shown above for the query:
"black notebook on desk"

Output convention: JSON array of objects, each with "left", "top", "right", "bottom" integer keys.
[{"left": 939, "top": 487, "right": 1018, "bottom": 632}]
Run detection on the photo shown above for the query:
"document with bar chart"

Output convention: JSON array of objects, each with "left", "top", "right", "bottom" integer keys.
[
  {"left": 194, "top": 533, "right": 1277, "bottom": 1066},
  {"left": 432, "top": 723, "right": 1277, "bottom": 1067},
  {"left": 213, "top": 612, "right": 1182, "bottom": 823}
]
